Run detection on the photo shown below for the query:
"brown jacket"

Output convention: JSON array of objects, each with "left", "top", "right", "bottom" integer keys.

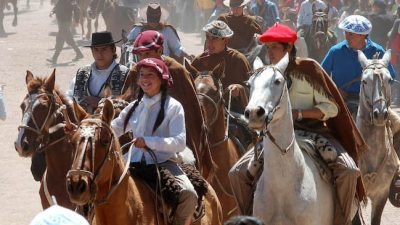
[
  {"left": 191, "top": 48, "right": 252, "bottom": 113},
  {"left": 122, "top": 56, "right": 214, "bottom": 178},
  {"left": 218, "top": 13, "right": 262, "bottom": 52},
  {"left": 286, "top": 58, "right": 367, "bottom": 201}
]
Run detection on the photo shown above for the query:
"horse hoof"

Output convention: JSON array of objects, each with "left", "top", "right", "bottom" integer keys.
[{"left": 12, "top": 21, "right": 17, "bottom": 27}]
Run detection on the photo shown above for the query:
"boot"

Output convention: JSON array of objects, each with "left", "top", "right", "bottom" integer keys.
[
  {"left": 46, "top": 52, "right": 59, "bottom": 64},
  {"left": 72, "top": 49, "right": 84, "bottom": 61}
]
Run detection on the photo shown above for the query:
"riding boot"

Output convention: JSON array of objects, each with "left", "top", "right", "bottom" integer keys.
[
  {"left": 31, "top": 151, "right": 47, "bottom": 182},
  {"left": 328, "top": 151, "right": 360, "bottom": 225}
]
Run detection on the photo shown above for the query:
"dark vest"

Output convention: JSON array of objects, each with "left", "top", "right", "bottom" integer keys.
[{"left": 73, "top": 63, "right": 128, "bottom": 103}]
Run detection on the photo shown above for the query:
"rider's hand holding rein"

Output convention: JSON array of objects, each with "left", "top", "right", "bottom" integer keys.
[{"left": 133, "top": 137, "right": 147, "bottom": 149}]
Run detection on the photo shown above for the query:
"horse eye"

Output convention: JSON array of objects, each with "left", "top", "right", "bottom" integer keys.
[
  {"left": 274, "top": 79, "right": 281, "bottom": 85},
  {"left": 362, "top": 80, "right": 367, "bottom": 84},
  {"left": 244, "top": 81, "right": 250, "bottom": 88}
]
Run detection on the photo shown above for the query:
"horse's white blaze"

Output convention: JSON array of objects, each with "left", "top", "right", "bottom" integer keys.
[{"left": 246, "top": 53, "right": 334, "bottom": 225}]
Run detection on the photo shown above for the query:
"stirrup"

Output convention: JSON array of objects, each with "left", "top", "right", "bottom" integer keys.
[{"left": 389, "top": 174, "right": 400, "bottom": 207}]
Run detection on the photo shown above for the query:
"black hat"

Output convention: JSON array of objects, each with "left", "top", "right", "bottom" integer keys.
[
  {"left": 84, "top": 31, "right": 121, "bottom": 47},
  {"left": 146, "top": 3, "right": 162, "bottom": 23}
]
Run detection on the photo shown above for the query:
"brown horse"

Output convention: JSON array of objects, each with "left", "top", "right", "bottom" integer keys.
[
  {"left": 66, "top": 99, "right": 223, "bottom": 225},
  {"left": 14, "top": 70, "right": 77, "bottom": 210},
  {"left": 0, "top": 0, "right": 18, "bottom": 37},
  {"left": 185, "top": 62, "right": 240, "bottom": 220},
  {"left": 88, "top": 0, "right": 135, "bottom": 46}
]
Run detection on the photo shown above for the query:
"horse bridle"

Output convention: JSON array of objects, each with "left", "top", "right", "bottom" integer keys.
[
  {"left": 196, "top": 74, "right": 224, "bottom": 127},
  {"left": 67, "top": 118, "right": 128, "bottom": 205},
  {"left": 251, "top": 66, "right": 295, "bottom": 155},
  {"left": 18, "top": 92, "right": 65, "bottom": 152}
]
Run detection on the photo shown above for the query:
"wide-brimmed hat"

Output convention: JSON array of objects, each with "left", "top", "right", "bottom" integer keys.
[
  {"left": 136, "top": 58, "right": 173, "bottom": 88},
  {"left": 132, "top": 30, "right": 164, "bottom": 54},
  {"left": 258, "top": 23, "right": 298, "bottom": 43},
  {"left": 338, "top": 15, "right": 372, "bottom": 35},
  {"left": 203, "top": 20, "right": 234, "bottom": 38},
  {"left": 223, "top": 0, "right": 250, "bottom": 7},
  {"left": 139, "top": 3, "right": 169, "bottom": 23},
  {"left": 84, "top": 31, "right": 121, "bottom": 47},
  {"left": 29, "top": 205, "right": 89, "bottom": 225}
]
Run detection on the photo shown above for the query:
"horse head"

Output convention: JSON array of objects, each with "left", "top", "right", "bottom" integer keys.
[
  {"left": 358, "top": 50, "right": 392, "bottom": 126},
  {"left": 66, "top": 99, "right": 121, "bottom": 205},
  {"left": 15, "top": 70, "right": 64, "bottom": 157},
  {"left": 185, "top": 61, "right": 225, "bottom": 127},
  {"left": 244, "top": 53, "right": 290, "bottom": 131},
  {"left": 311, "top": 9, "right": 329, "bottom": 50}
]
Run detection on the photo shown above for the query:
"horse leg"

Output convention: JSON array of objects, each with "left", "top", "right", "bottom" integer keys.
[
  {"left": 26, "top": 0, "right": 30, "bottom": 9},
  {"left": 12, "top": 1, "right": 18, "bottom": 27},
  {"left": 86, "top": 17, "right": 91, "bottom": 40},
  {"left": 0, "top": 10, "right": 6, "bottom": 37},
  {"left": 371, "top": 194, "right": 389, "bottom": 225},
  {"left": 94, "top": 16, "right": 99, "bottom": 33}
]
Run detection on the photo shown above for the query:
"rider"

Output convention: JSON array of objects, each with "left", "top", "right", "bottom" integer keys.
[
  {"left": 122, "top": 30, "right": 214, "bottom": 177},
  {"left": 297, "top": 0, "right": 326, "bottom": 38},
  {"left": 65, "top": 32, "right": 129, "bottom": 113},
  {"left": 111, "top": 58, "right": 198, "bottom": 225},
  {"left": 248, "top": 0, "right": 280, "bottom": 31},
  {"left": 127, "top": 3, "right": 194, "bottom": 62},
  {"left": 228, "top": 23, "right": 367, "bottom": 225},
  {"left": 368, "top": 0, "right": 395, "bottom": 48},
  {"left": 217, "top": 0, "right": 262, "bottom": 53},
  {"left": 191, "top": 20, "right": 251, "bottom": 113},
  {"left": 321, "top": 15, "right": 396, "bottom": 115}
]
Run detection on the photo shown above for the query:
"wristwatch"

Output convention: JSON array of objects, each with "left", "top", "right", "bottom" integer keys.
[{"left": 297, "top": 109, "right": 303, "bottom": 121}]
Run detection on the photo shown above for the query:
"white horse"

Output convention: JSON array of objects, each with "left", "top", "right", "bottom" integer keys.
[
  {"left": 244, "top": 53, "right": 334, "bottom": 225},
  {"left": 355, "top": 50, "right": 400, "bottom": 225}
]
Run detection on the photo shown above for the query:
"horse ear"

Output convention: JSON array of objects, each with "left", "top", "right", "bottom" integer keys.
[
  {"left": 26, "top": 70, "right": 34, "bottom": 85},
  {"left": 357, "top": 50, "right": 369, "bottom": 69},
  {"left": 212, "top": 61, "right": 226, "bottom": 80},
  {"left": 122, "top": 29, "right": 128, "bottom": 43},
  {"left": 73, "top": 100, "right": 88, "bottom": 122},
  {"left": 275, "top": 53, "right": 290, "bottom": 73},
  {"left": 44, "top": 69, "right": 56, "bottom": 92},
  {"left": 120, "top": 85, "right": 135, "bottom": 102},
  {"left": 381, "top": 49, "right": 391, "bottom": 67},
  {"left": 312, "top": 3, "right": 316, "bottom": 14},
  {"left": 184, "top": 59, "right": 199, "bottom": 79},
  {"left": 103, "top": 85, "right": 112, "bottom": 98},
  {"left": 101, "top": 99, "right": 115, "bottom": 124}
]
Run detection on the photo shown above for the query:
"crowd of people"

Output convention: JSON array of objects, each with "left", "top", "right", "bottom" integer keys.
[{"left": 21, "top": 0, "right": 400, "bottom": 224}]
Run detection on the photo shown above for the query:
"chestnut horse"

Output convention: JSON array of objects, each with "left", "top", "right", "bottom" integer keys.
[
  {"left": 185, "top": 62, "right": 240, "bottom": 220},
  {"left": 66, "top": 99, "right": 223, "bottom": 225},
  {"left": 14, "top": 70, "right": 77, "bottom": 209}
]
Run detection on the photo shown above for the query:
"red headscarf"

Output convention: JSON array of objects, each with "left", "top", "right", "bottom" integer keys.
[
  {"left": 258, "top": 23, "right": 298, "bottom": 44},
  {"left": 136, "top": 58, "right": 173, "bottom": 88}
]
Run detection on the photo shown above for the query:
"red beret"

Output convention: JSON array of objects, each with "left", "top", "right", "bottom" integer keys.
[
  {"left": 132, "top": 30, "right": 164, "bottom": 54},
  {"left": 258, "top": 23, "right": 297, "bottom": 44},
  {"left": 136, "top": 58, "right": 173, "bottom": 88}
]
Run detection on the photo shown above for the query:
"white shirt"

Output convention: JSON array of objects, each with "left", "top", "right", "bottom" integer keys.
[
  {"left": 297, "top": 0, "right": 326, "bottom": 27},
  {"left": 66, "top": 61, "right": 117, "bottom": 99},
  {"left": 111, "top": 93, "right": 186, "bottom": 164}
]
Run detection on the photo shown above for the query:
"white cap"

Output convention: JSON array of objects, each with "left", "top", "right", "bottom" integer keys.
[
  {"left": 29, "top": 205, "right": 89, "bottom": 225},
  {"left": 338, "top": 15, "right": 372, "bottom": 35}
]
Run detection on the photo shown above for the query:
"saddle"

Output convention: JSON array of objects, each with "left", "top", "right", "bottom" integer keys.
[
  {"left": 389, "top": 173, "right": 400, "bottom": 207},
  {"left": 129, "top": 162, "right": 208, "bottom": 223}
]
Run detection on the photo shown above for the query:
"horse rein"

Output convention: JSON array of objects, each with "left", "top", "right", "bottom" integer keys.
[
  {"left": 67, "top": 118, "right": 131, "bottom": 205},
  {"left": 18, "top": 92, "right": 67, "bottom": 152}
]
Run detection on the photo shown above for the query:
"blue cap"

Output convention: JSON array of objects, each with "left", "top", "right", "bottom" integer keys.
[{"left": 338, "top": 15, "right": 372, "bottom": 35}]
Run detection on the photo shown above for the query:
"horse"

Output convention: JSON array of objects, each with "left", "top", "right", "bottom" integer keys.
[
  {"left": 0, "top": 0, "right": 18, "bottom": 37},
  {"left": 66, "top": 99, "right": 223, "bottom": 225},
  {"left": 353, "top": 50, "right": 400, "bottom": 225},
  {"left": 244, "top": 53, "right": 334, "bottom": 224},
  {"left": 185, "top": 61, "right": 241, "bottom": 220},
  {"left": 304, "top": 7, "right": 336, "bottom": 62},
  {"left": 14, "top": 70, "right": 78, "bottom": 210},
  {"left": 88, "top": 0, "right": 135, "bottom": 47}
]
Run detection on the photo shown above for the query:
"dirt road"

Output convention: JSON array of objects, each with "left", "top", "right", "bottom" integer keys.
[{"left": 0, "top": 0, "right": 398, "bottom": 224}]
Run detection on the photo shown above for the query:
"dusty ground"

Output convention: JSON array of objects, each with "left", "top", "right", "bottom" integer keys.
[{"left": 0, "top": 0, "right": 398, "bottom": 224}]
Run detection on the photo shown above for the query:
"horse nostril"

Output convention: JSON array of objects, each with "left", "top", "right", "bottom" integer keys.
[
  {"left": 373, "top": 110, "right": 379, "bottom": 119},
  {"left": 22, "top": 139, "right": 29, "bottom": 151},
  {"left": 384, "top": 109, "right": 388, "bottom": 120},
  {"left": 257, "top": 107, "right": 265, "bottom": 117},
  {"left": 244, "top": 110, "right": 250, "bottom": 119},
  {"left": 78, "top": 180, "right": 87, "bottom": 194}
]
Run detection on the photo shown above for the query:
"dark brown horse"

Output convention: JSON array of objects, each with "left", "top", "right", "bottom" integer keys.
[
  {"left": 185, "top": 61, "right": 241, "bottom": 220},
  {"left": 88, "top": 0, "right": 135, "bottom": 46},
  {"left": 66, "top": 99, "right": 223, "bottom": 225},
  {"left": 305, "top": 6, "right": 336, "bottom": 62},
  {"left": 0, "top": 0, "right": 18, "bottom": 37},
  {"left": 14, "top": 70, "right": 77, "bottom": 209}
]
